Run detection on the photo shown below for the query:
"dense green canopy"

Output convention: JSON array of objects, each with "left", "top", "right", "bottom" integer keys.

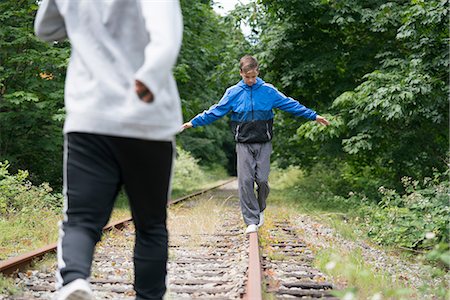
[
  {"left": 0, "top": 0, "right": 68, "bottom": 186},
  {"left": 250, "top": 0, "right": 448, "bottom": 194},
  {"left": 0, "top": 0, "right": 448, "bottom": 196},
  {"left": 0, "top": 0, "right": 248, "bottom": 185}
]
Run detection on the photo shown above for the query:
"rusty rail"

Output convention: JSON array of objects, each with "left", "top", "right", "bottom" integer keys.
[
  {"left": 168, "top": 178, "right": 235, "bottom": 205},
  {"left": 244, "top": 231, "right": 262, "bottom": 300},
  {"left": 0, "top": 178, "right": 235, "bottom": 276}
]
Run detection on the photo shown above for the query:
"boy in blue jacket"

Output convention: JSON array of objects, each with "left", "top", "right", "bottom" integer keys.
[{"left": 181, "top": 55, "right": 329, "bottom": 234}]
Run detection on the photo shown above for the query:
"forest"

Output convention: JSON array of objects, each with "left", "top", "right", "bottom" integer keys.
[{"left": 0, "top": 0, "right": 448, "bottom": 297}]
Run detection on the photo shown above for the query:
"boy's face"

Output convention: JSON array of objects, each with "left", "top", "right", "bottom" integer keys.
[{"left": 240, "top": 69, "right": 259, "bottom": 87}]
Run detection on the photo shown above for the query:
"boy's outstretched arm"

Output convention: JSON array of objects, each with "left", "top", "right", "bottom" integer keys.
[
  {"left": 272, "top": 87, "right": 330, "bottom": 126},
  {"left": 179, "top": 89, "right": 234, "bottom": 132}
]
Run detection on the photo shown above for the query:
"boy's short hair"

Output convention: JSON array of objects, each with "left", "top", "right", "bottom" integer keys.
[{"left": 240, "top": 55, "right": 259, "bottom": 73}]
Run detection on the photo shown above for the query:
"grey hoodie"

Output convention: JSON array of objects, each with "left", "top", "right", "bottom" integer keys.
[{"left": 34, "top": 0, "right": 183, "bottom": 141}]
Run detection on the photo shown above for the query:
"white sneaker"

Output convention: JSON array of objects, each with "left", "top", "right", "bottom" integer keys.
[
  {"left": 57, "top": 279, "right": 92, "bottom": 300},
  {"left": 245, "top": 224, "right": 258, "bottom": 234},
  {"left": 258, "top": 211, "right": 264, "bottom": 227}
]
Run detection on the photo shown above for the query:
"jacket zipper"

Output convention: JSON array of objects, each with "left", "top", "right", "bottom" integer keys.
[
  {"left": 251, "top": 86, "right": 254, "bottom": 120},
  {"left": 235, "top": 125, "right": 240, "bottom": 141}
]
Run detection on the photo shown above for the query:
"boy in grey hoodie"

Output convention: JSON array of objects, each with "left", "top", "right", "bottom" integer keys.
[{"left": 34, "top": 0, "right": 183, "bottom": 299}]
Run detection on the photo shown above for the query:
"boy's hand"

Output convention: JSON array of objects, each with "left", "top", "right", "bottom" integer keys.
[
  {"left": 135, "top": 80, "right": 154, "bottom": 103},
  {"left": 179, "top": 122, "right": 193, "bottom": 132},
  {"left": 315, "top": 115, "right": 330, "bottom": 126}
]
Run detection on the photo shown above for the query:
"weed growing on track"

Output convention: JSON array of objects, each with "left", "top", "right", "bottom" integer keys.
[
  {"left": 0, "top": 273, "right": 19, "bottom": 296},
  {"left": 315, "top": 249, "right": 411, "bottom": 299}
]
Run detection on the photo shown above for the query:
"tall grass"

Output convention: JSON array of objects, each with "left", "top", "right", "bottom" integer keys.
[
  {"left": 315, "top": 249, "right": 412, "bottom": 300},
  {"left": 168, "top": 196, "right": 231, "bottom": 247},
  {"left": 0, "top": 161, "right": 61, "bottom": 260}
]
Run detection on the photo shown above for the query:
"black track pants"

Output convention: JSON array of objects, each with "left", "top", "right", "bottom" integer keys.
[{"left": 57, "top": 132, "right": 173, "bottom": 300}]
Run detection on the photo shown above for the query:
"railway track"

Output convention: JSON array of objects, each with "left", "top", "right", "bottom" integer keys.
[
  {"left": 0, "top": 179, "right": 235, "bottom": 277},
  {"left": 1, "top": 179, "right": 337, "bottom": 299},
  {"left": 261, "top": 220, "right": 338, "bottom": 299}
]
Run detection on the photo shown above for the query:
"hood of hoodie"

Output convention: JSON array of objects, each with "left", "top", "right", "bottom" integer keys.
[{"left": 237, "top": 77, "right": 265, "bottom": 90}]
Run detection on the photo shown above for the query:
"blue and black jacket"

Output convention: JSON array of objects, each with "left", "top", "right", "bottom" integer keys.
[{"left": 191, "top": 77, "right": 317, "bottom": 143}]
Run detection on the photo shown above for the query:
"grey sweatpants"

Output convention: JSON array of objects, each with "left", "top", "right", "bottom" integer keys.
[{"left": 236, "top": 142, "right": 272, "bottom": 225}]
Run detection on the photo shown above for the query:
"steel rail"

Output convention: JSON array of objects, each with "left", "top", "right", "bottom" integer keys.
[
  {"left": 243, "top": 231, "right": 263, "bottom": 300},
  {"left": 167, "top": 178, "right": 235, "bottom": 205},
  {"left": 0, "top": 178, "right": 236, "bottom": 276}
]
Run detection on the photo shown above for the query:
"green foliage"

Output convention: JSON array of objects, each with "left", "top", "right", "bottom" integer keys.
[
  {"left": 270, "top": 164, "right": 353, "bottom": 213},
  {"left": 176, "top": 0, "right": 251, "bottom": 171},
  {"left": 0, "top": 0, "right": 247, "bottom": 189},
  {"left": 0, "top": 0, "right": 69, "bottom": 187},
  {"left": 172, "top": 147, "right": 206, "bottom": 194},
  {"left": 171, "top": 146, "right": 229, "bottom": 197},
  {"left": 0, "top": 207, "right": 60, "bottom": 260},
  {"left": 0, "top": 273, "right": 19, "bottom": 296},
  {"left": 361, "top": 174, "right": 449, "bottom": 252},
  {"left": 315, "top": 249, "right": 413, "bottom": 300},
  {"left": 251, "top": 0, "right": 397, "bottom": 172},
  {"left": 330, "top": 51, "right": 448, "bottom": 183},
  {"left": 269, "top": 165, "right": 303, "bottom": 190},
  {"left": 426, "top": 242, "right": 450, "bottom": 268},
  {"left": 0, "top": 161, "right": 62, "bottom": 215},
  {"left": 252, "top": 0, "right": 448, "bottom": 194},
  {"left": 0, "top": 161, "right": 62, "bottom": 259},
  {"left": 257, "top": 0, "right": 389, "bottom": 106},
  {"left": 272, "top": 165, "right": 449, "bottom": 268},
  {"left": 329, "top": 170, "right": 450, "bottom": 269},
  {"left": 271, "top": 165, "right": 449, "bottom": 297}
]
